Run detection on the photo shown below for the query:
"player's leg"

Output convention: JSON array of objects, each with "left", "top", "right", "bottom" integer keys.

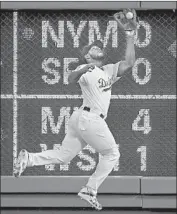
[
  {"left": 27, "top": 132, "right": 86, "bottom": 167},
  {"left": 85, "top": 145, "right": 119, "bottom": 191},
  {"left": 78, "top": 114, "right": 120, "bottom": 191},
  {"left": 77, "top": 113, "right": 120, "bottom": 210},
  {"left": 14, "top": 110, "right": 86, "bottom": 177}
]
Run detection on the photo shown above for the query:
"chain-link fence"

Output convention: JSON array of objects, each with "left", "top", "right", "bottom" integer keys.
[{"left": 1, "top": 10, "right": 176, "bottom": 176}]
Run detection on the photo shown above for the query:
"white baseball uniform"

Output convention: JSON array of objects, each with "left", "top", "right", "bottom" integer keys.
[{"left": 27, "top": 62, "right": 121, "bottom": 192}]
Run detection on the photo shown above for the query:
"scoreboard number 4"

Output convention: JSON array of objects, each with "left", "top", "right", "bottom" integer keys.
[{"left": 132, "top": 109, "right": 151, "bottom": 134}]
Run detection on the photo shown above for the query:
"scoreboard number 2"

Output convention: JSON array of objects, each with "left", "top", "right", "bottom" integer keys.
[{"left": 132, "top": 109, "right": 151, "bottom": 134}]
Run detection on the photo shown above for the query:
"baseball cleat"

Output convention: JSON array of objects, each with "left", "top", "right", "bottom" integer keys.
[
  {"left": 13, "top": 149, "right": 29, "bottom": 178},
  {"left": 78, "top": 186, "right": 102, "bottom": 210}
]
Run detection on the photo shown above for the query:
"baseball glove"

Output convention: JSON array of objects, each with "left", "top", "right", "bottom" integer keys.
[{"left": 113, "top": 9, "right": 139, "bottom": 35}]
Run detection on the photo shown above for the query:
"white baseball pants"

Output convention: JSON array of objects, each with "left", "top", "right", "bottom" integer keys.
[{"left": 27, "top": 108, "right": 120, "bottom": 193}]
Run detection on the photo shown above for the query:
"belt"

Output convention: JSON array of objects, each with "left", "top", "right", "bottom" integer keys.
[{"left": 83, "top": 106, "right": 104, "bottom": 119}]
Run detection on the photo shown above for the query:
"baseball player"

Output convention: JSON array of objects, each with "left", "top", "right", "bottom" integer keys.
[{"left": 14, "top": 9, "right": 138, "bottom": 210}]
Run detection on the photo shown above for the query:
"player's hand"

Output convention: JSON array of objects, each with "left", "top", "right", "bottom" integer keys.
[
  {"left": 113, "top": 9, "right": 139, "bottom": 35},
  {"left": 83, "top": 64, "right": 95, "bottom": 73}
]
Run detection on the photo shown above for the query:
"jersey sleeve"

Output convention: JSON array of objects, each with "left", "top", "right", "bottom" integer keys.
[
  {"left": 73, "top": 64, "right": 85, "bottom": 73},
  {"left": 73, "top": 64, "right": 86, "bottom": 84},
  {"left": 73, "top": 64, "right": 94, "bottom": 85}
]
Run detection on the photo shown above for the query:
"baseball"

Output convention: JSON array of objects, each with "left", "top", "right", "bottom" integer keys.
[{"left": 126, "top": 12, "right": 134, "bottom": 19}]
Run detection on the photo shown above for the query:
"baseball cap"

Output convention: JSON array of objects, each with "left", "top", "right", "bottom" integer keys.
[{"left": 81, "top": 40, "right": 104, "bottom": 57}]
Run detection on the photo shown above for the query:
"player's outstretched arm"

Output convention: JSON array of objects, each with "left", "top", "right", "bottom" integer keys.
[
  {"left": 117, "top": 33, "right": 135, "bottom": 76},
  {"left": 113, "top": 9, "right": 138, "bottom": 77},
  {"left": 68, "top": 64, "right": 94, "bottom": 84}
]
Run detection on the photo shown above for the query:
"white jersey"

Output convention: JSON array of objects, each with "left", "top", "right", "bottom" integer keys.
[{"left": 74, "top": 62, "right": 121, "bottom": 118}]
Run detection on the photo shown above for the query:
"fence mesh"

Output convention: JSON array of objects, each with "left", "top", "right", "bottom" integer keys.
[{"left": 0, "top": 10, "right": 176, "bottom": 176}]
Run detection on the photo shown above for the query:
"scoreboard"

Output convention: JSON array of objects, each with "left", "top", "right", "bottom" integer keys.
[{"left": 1, "top": 10, "right": 176, "bottom": 176}]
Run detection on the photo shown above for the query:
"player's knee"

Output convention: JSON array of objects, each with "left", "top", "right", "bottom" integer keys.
[
  {"left": 106, "top": 146, "right": 120, "bottom": 162},
  {"left": 111, "top": 146, "right": 120, "bottom": 161},
  {"left": 104, "top": 146, "right": 120, "bottom": 161},
  {"left": 56, "top": 147, "right": 75, "bottom": 165},
  {"left": 60, "top": 157, "right": 70, "bottom": 165},
  {"left": 59, "top": 153, "right": 75, "bottom": 165},
  {"left": 60, "top": 160, "right": 68, "bottom": 165}
]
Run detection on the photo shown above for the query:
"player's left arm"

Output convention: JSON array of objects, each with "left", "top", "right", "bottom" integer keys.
[
  {"left": 111, "top": 33, "right": 135, "bottom": 85},
  {"left": 113, "top": 9, "right": 138, "bottom": 78},
  {"left": 117, "top": 33, "right": 135, "bottom": 77}
]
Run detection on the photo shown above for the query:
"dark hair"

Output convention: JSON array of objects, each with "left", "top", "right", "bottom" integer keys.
[{"left": 81, "top": 40, "right": 104, "bottom": 57}]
